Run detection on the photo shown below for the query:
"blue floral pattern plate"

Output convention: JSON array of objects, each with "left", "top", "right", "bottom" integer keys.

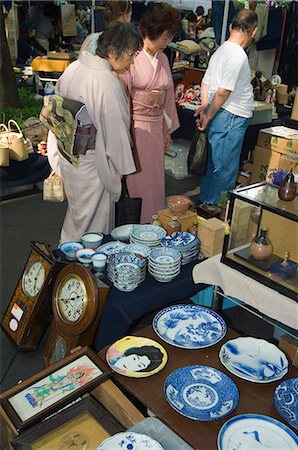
[
  {"left": 96, "top": 241, "right": 127, "bottom": 256},
  {"left": 219, "top": 337, "right": 288, "bottom": 383},
  {"left": 164, "top": 365, "right": 239, "bottom": 421},
  {"left": 153, "top": 305, "right": 227, "bottom": 349},
  {"left": 97, "top": 432, "right": 164, "bottom": 450},
  {"left": 161, "top": 232, "right": 197, "bottom": 249},
  {"left": 274, "top": 377, "right": 298, "bottom": 430},
  {"left": 217, "top": 414, "right": 298, "bottom": 450},
  {"left": 131, "top": 225, "right": 166, "bottom": 242}
]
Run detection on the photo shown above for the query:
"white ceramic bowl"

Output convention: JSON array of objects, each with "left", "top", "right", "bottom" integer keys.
[
  {"left": 81, "top": 232, "right": 104, "bottom": 249},
  {"left": 110, "top": 224, "right": 136, "bottom": 242},
  {"left": 76, "top": 248, "right": 96, "bottom": 265},
  {"left": 60, "top": 241, "right": 84, "bottom": 260}
]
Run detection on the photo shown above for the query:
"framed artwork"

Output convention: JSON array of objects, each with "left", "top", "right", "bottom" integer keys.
[
  {"left": 0, "top": 347, "right": 111, "bottom": 431},
  {"left": 12, "top": 396, "right": 124, "bottom": 450}
]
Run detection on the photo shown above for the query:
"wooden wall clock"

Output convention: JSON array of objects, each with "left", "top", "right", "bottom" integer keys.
[
  {"left": 1, "top": 241, "right": 64, "bottom": 351},
  {"left": 44, "top": 264, "right": 110, "bottom": 367}
]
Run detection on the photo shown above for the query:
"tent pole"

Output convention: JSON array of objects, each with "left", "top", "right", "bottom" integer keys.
[{"left": 220, "top": 0, "right": 230, "bottom": 45}]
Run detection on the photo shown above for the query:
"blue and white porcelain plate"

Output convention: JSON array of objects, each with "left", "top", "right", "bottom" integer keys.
[
  {"left": 161, "top": 232, "right": 197, "bottom": 249},
  {"left": 97, "top": 432, "right": 164, "bottom": 450},
  {"left": 153, "top": 304, "right": 227, "bottom": 349},
  {"left": 274, "top": 377, "right": 298, "bottom": 430},
  {"left": 96, "top": 241, "right": 127, "bottom": 256},
  {"left": 125, "top": 243, "right": 151, "bottom": 258},
  {"left": 131, "top": 225, "right": 166, "bottom": 242},
  {"left": 164, "top": 365, "right": 239, "bottom": 421},
  {"left": 110, "top": 224, "right": 136, "bottom": 242},
  {"left": 219, "top": 337, "right": 288, "bottom": 383},
  {"left": 217, "top": 414, "right": 298, "bottom": 450}
]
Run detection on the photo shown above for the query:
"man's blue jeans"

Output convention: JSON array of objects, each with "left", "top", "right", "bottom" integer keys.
[{"left": 198, "top": 108, "right": 249, "bottom": 206}]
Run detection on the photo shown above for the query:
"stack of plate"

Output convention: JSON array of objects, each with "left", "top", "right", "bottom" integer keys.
[
  {"left": 130, "top": 225, "right": 166, "bottom": 248},
  {"left": 161, "top": 232, "right": 200, "bottom": 265},
  {"left": 148, "top": 247, "right": 181, "bottom": 283},
  {"left": 107, "top": 252, "right": 147, "bottom": 292},
  {"left": 125, "top": 243, "right": 151, "bottom": 259}
]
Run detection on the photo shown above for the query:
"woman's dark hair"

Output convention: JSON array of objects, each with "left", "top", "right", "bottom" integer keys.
[
  {"left": 104, "top": 1, "right": 132, "bottom": 24},
  {"left": 186, "top": 12, "right": 197, "bottom": 23},
  {"left": 231, "top": 9, "right": 258, "bottom": 34},
  {"left": 124, "top": 345, "right": 164, "bottom": 372},
  {"left": 139, "top": 3, "right": 181, "bottom": 40},
  {"left": 96, "top": 21, "right": 143, "bottom": 59},
  {"left": 196, "top": 6, "right": 205, "bottom": 17}
]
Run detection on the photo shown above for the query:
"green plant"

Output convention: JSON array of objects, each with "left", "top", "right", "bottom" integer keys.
[
  {"left": 0, "top": 88, "right": 43, "bottom": 129},
  {"left": 217, "top": 191, "right": 229, "bottom": 208}
]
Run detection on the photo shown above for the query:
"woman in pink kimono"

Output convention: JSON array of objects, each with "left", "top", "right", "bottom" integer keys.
[
  {"left": 47, "top": 22, "right": 143, "bottom": 242},
  {"left": 119, "top": 3, "right": 181, "bottom": 224}
]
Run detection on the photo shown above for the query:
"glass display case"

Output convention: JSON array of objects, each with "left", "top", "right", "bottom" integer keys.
[{"left": 221, "top": 182, "right": 298, "bottom": 301}]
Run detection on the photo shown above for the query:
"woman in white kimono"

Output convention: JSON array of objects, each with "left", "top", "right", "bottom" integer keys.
[
  {"left": 119, "top": 3, "right": 181, "bottom": 224},
  {"left": 47, "top": 22, "right": 143, "bottom": 243}
]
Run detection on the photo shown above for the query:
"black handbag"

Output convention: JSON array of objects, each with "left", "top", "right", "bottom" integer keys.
[
  {"left": 115, "top": 178, "right": 142, "bottom": 226},
  {"left": 187, "top": 129, "right": 208, "bottom": 177}
]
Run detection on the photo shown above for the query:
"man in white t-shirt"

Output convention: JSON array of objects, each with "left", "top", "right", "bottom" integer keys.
[{"left": 195, "top": 9, "right": 258, "bottom": 207}]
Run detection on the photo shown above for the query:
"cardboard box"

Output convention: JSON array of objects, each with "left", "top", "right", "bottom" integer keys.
[
  {"left": 250, "top": 146, "right": 298, "bottom": 184},
  {"left": 257, "top": 126, "right": 298, "bottom": 158},
  {"left": 158, "top": 208, "right": 197, "bottom": 232}
]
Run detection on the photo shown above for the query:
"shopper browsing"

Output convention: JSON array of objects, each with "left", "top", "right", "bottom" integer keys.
[{"left": 195, "top": 9, "right": 258, "bottom": 207}]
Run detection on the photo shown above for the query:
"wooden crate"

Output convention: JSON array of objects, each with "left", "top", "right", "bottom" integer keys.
[
  {"left": 198, "top": 218, "right": 225, "bottom": 257},
  {"left": 157, "top": 208, "right": 197, "bottom": 233}
]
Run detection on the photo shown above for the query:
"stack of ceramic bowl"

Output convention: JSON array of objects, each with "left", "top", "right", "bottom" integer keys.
[
  {"left": 148, "top": 247, "right": 181, "bottom": 283},
  {"left": 107, "top": 252, "right": 146, "bottom": 292},
  {"left": 130, "top": 225, "right": 166, "bottom": 248},
  {"left": 161, "top": 232, "right": 200, "bottom": 265}
]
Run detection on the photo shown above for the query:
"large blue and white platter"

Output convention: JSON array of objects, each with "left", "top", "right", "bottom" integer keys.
[
  {"left": 97, "top": 432, "right": 164, "bottom": 450},
  {"left": 274, "top": 377, "right": 298, "bottom": 431},
  {"left": 217, "top": 414, "right": 298, "bottom": 450},
  {"left": 153, "top": 304, "right": 227, "bottom": 349},
  {"left": 164, "top": 365, "right": 239, "bottom": 421},
  {"left": 219, "top": 337, "right": 288, "bottom": 383}
]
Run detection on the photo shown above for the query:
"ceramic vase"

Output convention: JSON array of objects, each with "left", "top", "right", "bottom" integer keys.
[
  {"left": 278, "top": 169, "right": 297, "bottom": 201},
  {"left": 249, "top": 228, "right": 273, "bottom": 261}
]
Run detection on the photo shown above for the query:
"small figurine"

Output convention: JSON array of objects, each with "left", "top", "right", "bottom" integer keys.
[
  {"left": 281, "top": 251, "right": 289, "bottom": 267},
  {"left": 183, "top": 87, "right": 196, "bottom": 103},
  {"left": 251, "top": 70, "right": 264, "bottom": 101},
  {"left": 175, "top": 83, "right": 185, "bottom": 105}
]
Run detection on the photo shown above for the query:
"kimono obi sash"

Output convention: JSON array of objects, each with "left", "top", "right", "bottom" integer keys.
[{"left": 132, "top": 89, "right": 166, "bottom": 117}]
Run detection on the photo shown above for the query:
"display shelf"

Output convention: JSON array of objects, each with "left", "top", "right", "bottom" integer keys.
[
  {"left": 213, "top": 288, "right": 298, "bottom": 341},
  {"left": 221, "top": 182, "right": 298, "bottom": 300}
]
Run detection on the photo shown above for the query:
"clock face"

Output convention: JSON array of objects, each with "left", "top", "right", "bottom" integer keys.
[
  {"left": 22, "top": 261, "right": 46, "bottom": 297},
  {"left": 56, "top": 274, "right": 87, "bottom": 323}
]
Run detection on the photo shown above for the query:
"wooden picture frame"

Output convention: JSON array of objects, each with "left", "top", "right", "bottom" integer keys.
[
  {"left": 12, "top": 396, "right": 124, "bottom": 450},
  {"left": 0, "top": 347, "right": 111, "bottom": 431}
]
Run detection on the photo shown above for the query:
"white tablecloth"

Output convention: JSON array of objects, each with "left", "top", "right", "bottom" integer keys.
[{"left": 192, "top": 254, "right": 298, "bottom": 330}]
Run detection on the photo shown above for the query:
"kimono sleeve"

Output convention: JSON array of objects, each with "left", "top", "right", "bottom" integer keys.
[{"left": 162, "top": 56, "right": 180, "bottom": 136}]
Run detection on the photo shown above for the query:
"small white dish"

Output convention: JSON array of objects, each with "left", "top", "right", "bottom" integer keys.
[
  {"left": 97, "top": 431, "right": 164, "bottom": 449},
  {"left": 81, "top": 231, "right": 103, "bottom": 249},
  {"left": 110, "top": 224, "right": 136, "bottom": 242},
  {"left": 76, "top": 248, "right": 96, "bottom": 266}
]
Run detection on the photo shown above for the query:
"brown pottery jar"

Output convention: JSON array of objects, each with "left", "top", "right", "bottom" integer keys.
[
  {"left": 278, "top": 169, "right": 297, "bottom": 201},
  {"left": 249, "top": 228, "right": 273, "bottom": 261}
]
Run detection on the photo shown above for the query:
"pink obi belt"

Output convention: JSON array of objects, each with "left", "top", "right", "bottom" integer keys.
[{"left": 133, "top": 90, "right": 166, "bottom": 117}]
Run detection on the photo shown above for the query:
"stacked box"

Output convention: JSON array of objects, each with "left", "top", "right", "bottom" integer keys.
[
  {"left": 230, "top": 200, "right": 252, "bottom": 248},
  {"left": 158, "top": 208, "right": 197, "bottom": 232},
  {"left": 198, "top": 218, "right": 225, "bottom": 257}
]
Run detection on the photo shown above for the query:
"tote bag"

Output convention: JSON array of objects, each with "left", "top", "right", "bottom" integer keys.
[
  {"left": 115, "top": 178, "right": 142, "bottom": 226},
  {"left": 187, "top": 129, "right": 208, "bottom": 177}
]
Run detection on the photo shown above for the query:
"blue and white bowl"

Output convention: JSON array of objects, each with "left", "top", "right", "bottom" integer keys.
[
  {"left": 59, "top": 241, "right": 84, "bottom": 260},
  {"left": 76, "top": 248, "right": 96, "bottom": 266},
  {"left": 161, "top": 232, "right": 200, "bottom": 265},
  {"left": 81, "top": 231, "right": 103, "bottom": 249},
  {"left": 149, "top": 247, "right": 181, "bottom": 264},
  {"left": 164, "top": 365, "right": 239, "bottom": 421},
  {"left": 274, "top": 377, "right": 298, "bottom": 430},
  {"left": 130, "top": 225, "right": 166, "bottom": 247},
  {"left": 125, "top": 243, "right": 151, "bottom": 259},
  {"left": 97, "top": 432, "right": 164, "bottom": 450}
]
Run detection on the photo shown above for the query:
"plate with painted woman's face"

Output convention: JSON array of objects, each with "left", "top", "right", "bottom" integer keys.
[{"left": 105, "top": 336, "right": 168, "bottom": 378}]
